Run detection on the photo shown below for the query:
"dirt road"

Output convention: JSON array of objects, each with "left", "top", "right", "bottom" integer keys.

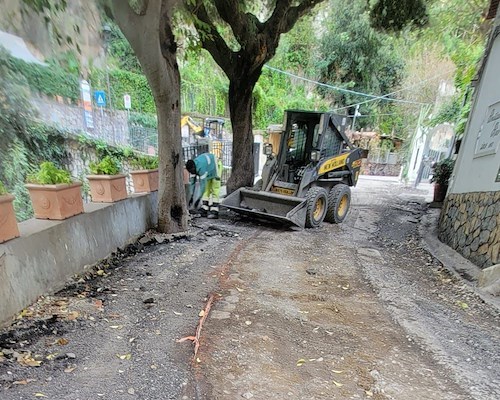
[{"left": 1, "top": 177, "right": 499, "bottom": 399}]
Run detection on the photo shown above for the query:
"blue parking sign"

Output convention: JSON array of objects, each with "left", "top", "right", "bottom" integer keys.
[{"left": 94, "top": 91, "right": 106, "bottom": 107}]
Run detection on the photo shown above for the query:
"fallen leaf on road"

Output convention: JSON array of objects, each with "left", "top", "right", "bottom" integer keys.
[
  {"left": 332, "top": 370, "right": 344, "bottom": 374},
  {"left": 173, "top": 311, "right": 183, "bottom": 316},
  {"left": 333, "top": 380, "right": 343, "bottom": 387},
  {"left": 235, "top": 287, "right": 244, "bottom": 292},
  {"left": 64, "top": 366, "right": 76, "bottom": 373},
  {"left": 198, "top": 310, "right": 205, "bottom": 317},
  {"left": 57, "top": 338, "right": 69, "bottom": 346},
  {"left": 457, "top": 301, "right": 469, "bottom": 309},
  {"left": 129, "top": 338, "right": 136, "bottom": 343},
  {"left": 117, "top": 354, "right": 131, "bottom": 360},
  {"left": 93, "top": 300, "right": 103, "bottom": 309},
  {"left": 19, "top": 356, "right": 42, "bottom": 367},
  {"left": 45, "top": 353, "right": 58, "bottom": 360},
  {"left": 96, "top": 270, "right": 105, "bottom": 276},
  {"left": 196, "top": 357, "right": 201, "bottom": 363},
  {"left": 365, "top": 390, "right": 373, "bottom": 397},
  {"left": 296, "top": 359, "right": 306, "bottom": 367},
  {"left": 110, "top": 325, "right": 123, "bottom": 330},
  {"left": 13, "top": 379, "right": 35, "bottom": 385},
  {"left": 67, "top": 311, "right": 79, "bottom": 321},
  {"left": 127, "top": 388, "right": 135, "bottom": 395},
  {"left": 34, "top": 393, "right": 47, "bottom": 398},
  {"left": 341, "top": 284, "right": 350, "bottom": 290},
  {"left": 245, "top": 321, "right": 252, "bottom": 326}
]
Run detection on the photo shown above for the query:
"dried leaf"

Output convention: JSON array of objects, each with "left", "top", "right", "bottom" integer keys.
[
  {"left": 34, "top": 393, "right": 48, "bottom": 397},
  {"left": 96, "top": 270, "right": 105, "bottom": 276},
  {"left": 198, "top": 310, "right": 205, "bottom": 317},
  {"left": 64, "top": 366, "right": 76, "bottom": 373},
  {"left": 45, "top": 353, "right": 59, "bottom": 360},
  {"left": 332, "top": 370, "right": 344, "bottom": 374},
  {"left": 235, "top": 287, "right": 244, "bottom": 292},
  {"left": 296, "top": 359, "right": 306, "bottom": 367},
  {"left": 365, "top": 390, "right": 373, "bottom": 397},
  {"left": 173, "top": 311, "right": 183, "bottom": 316},
  {"left": 109, "top": 325, "right": 123, "bottom": 330},
  {"left": 67, "top": 311, "right": 79, "bottom": 321},
  {"left": 332, "top": 380, "right": 343, "bottom": 387},
  {"left": 57, "top": 338, "right": 69, "bottom": 346},
  {"left": 117, "top": 353, "right": 131, "bottom": 360}
]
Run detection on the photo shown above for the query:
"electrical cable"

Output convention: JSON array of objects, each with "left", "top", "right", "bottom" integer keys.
[{"left": 263, "top": 64, "right": 431, "bottom": 106}]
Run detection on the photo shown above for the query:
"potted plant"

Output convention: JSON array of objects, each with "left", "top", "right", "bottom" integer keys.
[
  {"left": 130, "top": 156, "right": 159, "bottom": 193},
  {"left": 25, "top": 162, "right": 84, "bottom": 220},
  {"left": 0, "top": 181, "right": 20, "bottom": 243},
  {"left": 430, "top": 158, "right": 455, "bottom": 202},
  {"left": 87, "top": 156, "right": 127, "bottom": 202}
]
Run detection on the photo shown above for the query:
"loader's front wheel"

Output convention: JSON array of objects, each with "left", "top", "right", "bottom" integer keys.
[
  {"left": 305, "top": 187, "right": 328, "bottom": 228},
  {"left": 325, "top": 184, "right": 351, "bottom": 224}
]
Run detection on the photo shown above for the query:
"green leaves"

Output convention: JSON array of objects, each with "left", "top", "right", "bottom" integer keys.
[
  {"left": 27, "top": 161, "right": 72, "bottom": 185},
  {"left": 0, "top": 181, "right": 8, "bottom": 196},
  {"left": 89, "top": 156, "right": 122, "bottom": 176}
]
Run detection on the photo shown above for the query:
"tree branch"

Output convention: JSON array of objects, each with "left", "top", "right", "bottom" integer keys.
[{"left": 188, "top": 1, "right": 235, "bottom": 77}]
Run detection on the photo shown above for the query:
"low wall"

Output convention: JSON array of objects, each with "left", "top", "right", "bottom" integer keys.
[
  {"left": 361, "top": 159, "right": 402, "bottom": 176},
  {"left": 438, "top": 191, "right": 500, "bottom": 269},
  {"left": 0, "top": 193, "right": 157, "bottom": 327}
]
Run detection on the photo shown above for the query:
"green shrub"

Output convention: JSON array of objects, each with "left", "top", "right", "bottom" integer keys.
[
  {"left": 430, "top": 159, "right": 455, "bottom": 186},
  {"left": 89, "top": 156, "right": 121, "bottom": 175},
  {"left": 0, "top": 181, "right": 8, "bottom": 195},
  {"left": 27, "top": 162, "right": 72, "bottom": 185},
  {"left": 131, "top": 156, "right": 158, "bottom": 170}
]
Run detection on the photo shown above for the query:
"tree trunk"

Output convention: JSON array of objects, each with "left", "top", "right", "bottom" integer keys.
[
  {"left": 154, "top": 70, "right": 187, "bottom": 233},
  {"left": 226, "top": 79, "right": 256, "bottom": 194},
  {"left": 111, "top": 0, "right": 188, "bottom": 233}
]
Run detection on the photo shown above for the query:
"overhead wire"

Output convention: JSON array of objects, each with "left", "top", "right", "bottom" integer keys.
[{"left": 263, "top": 64, "right": 431, "bottom": 107}]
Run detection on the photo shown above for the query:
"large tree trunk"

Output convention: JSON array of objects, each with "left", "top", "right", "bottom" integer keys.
[
  {"left": 153, "top": 64, "right": 187, "bottom": 233},
  {"left": 226, "top": 78, "right": 257, "bottom": 194},
  {"left": 111, "top": 0, "right": 188, "bottom": 233}
]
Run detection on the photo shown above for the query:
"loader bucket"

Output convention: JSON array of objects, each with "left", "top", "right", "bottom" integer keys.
[{"left": 222, "top": 188, "right": 307, "bottom": 228}]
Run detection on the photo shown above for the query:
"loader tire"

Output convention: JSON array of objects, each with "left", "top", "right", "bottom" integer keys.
[
  {"left": 305, "top": 187, "right": 328, "bottom": 228},
  {"left": 325, "top": 184, "right": 351, "bottom": 224}
]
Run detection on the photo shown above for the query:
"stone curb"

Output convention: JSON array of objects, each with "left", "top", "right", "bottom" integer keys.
[{"left": 420, "top": 208, "right": 500, "bottom": 311}]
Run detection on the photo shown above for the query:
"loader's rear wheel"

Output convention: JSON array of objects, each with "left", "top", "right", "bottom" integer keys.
[
  {"left": 325, "top": 184, "right": 351, "bottom": 224},
  {"left": 305, "top": 187, "right": 328, "bottom": 228}
]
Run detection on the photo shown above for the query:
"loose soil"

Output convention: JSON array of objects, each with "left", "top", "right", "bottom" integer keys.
[{"left": 1, "top": 177, "right": 498, "bottom": 400}]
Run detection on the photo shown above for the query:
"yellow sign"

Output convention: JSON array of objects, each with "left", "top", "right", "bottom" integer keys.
[
  {"left": 271, "top": 186, "right": 295, "bottom": 196},
  {"left": 318, "top": 153, "right": 349, "bottom": 175},
  {"left": 352, "top": 159, "right": 362, "bottom": 168}
]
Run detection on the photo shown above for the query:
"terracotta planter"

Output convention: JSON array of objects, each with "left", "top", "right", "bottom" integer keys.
[
  {"left": 0, "top": 194, "right": 20, "bottom": 243},
  {"left": 26, "top": 182, "right": 84, "bottom": 220},
  {"left": 433, "top": 183, "right": 448, "bottom": 202},
  {"left": 87, "top": 174, "right": 127, "bottom": 203},
  {"left": 130, "top": 169, "right": 159, "bottom": 193}
]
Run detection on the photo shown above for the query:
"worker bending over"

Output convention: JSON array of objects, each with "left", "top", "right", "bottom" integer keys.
[{"left": 185, "top": 153, "right": 223, "bottom": 219}]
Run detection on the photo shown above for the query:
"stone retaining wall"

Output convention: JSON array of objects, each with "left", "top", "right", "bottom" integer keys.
[
  {"left": 439, "top": 191, "right": 500, "bottom": 269},
  {"left": 361, "top": 159, "right": 402, "bottom": 176}
]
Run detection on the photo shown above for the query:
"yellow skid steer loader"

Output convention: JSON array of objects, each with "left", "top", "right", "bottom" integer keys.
[{"left": 222, "top": 110, "right": 363, "bottom": 228}]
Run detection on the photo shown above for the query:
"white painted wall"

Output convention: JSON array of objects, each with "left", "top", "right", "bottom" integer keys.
[
  {"left": 407, "top": 126, "right": 426, "bottom": 182},
  {"left": 449, "top": 17, "right": 500, "bottom": 194}
]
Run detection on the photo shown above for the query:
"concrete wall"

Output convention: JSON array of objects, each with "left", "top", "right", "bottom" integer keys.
[
  {"left": 439, "top": 11, "right": 500, "bottom": 269},
  {"left": 448, "top": 19, "right": 500, "bottom": 194},
  {"left": 0, "top": 193, "right": 157, "bottom": 327}
]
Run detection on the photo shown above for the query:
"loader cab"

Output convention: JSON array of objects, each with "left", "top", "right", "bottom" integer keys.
[{"left": 275, "top": 110, "right": 349, "bottom": 187}]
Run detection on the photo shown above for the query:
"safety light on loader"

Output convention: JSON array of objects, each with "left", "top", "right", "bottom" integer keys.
[
  {"left": 310, "top": 150, "right": 321, "bottom": 162},
  {"left": 264, "top": 144, "right": 273, "bottom": 156}
]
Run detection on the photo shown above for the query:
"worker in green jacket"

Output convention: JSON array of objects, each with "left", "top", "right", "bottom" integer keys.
[{"left": 185, "top": 153, "right": 223, "bottom": 219}]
